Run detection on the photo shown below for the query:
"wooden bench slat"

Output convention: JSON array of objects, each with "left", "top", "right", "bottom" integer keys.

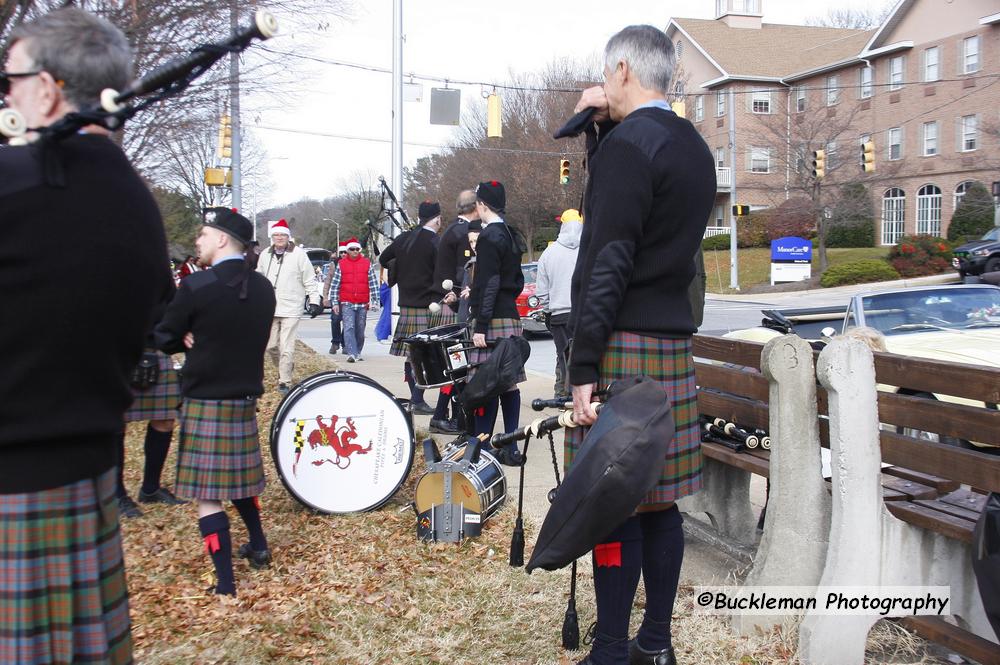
[
  {"left": 693, "top": 336, "right": 763, "bottom": 369},
  {"left": 881, "top": 467, "right": 960, "bottom": 494},
  {"left": 878, "top": 392, "right": 1000, "bottom": 446},
  {"left": 702, "top": 441, "right": 770, "bottom": 476},
  {"left": 880, "top": 475, "right": 939, "bottom": 501},
  {"left": 911, "top": 499, "right": 983, "bottom": 524},
  {"left": 874, "top": 352, "right": 1000, "bottom": 405},
  {"left": 939, "top": 489, "right": 988, "bottom": 514},
  {"left": 697, "top": 391, "right": 769, "bottom": 432},
  {"left": 885, "top": 502, "right": 976, "bottom": 543},
  {"left": 695, "top": 363, "right": 769, "bottom": 402},
  {"left": 879, "top": 432, "right": 1000, "bottom": 493},
  {"left": 899, "top": 617, "right": 1000, "bottom": 665}
]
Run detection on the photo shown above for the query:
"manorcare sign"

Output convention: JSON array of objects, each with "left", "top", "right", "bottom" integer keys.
[{"left": 770, "top": 237, "right": 812, "bottom": 285}]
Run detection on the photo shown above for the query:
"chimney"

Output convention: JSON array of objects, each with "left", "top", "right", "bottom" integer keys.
[{"left": 716, "top": 0, "right": 763, "bottom": 29}]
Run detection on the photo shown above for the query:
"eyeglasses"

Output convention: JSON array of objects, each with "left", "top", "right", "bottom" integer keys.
[
  {"left": 348, "top": 248, "right": 360, "bottom": 252},
  {"left": 0, "top": 70, "right": 43, "bottom": 95}
]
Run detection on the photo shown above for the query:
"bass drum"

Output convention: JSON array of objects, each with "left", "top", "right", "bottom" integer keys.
[{"left": 270, "top": 371, "right": 414, "bottom": 513}]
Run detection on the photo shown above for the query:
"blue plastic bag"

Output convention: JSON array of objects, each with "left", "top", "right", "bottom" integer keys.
[{"left": 375, "top": 283, "right": 392, "bottom": 341}]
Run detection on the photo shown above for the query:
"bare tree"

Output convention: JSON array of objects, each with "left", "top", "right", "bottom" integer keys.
[{"left": 805, "top": 4, "right": 894, "bottom": 30}]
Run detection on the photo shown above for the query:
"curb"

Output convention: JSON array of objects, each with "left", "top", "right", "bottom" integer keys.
[{"left": 709, "top": 272, "right": 959, "bottom": 302}]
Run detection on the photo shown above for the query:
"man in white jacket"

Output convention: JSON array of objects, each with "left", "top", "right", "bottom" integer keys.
[
  {"left": 535, "top": 209, "right": 582, "bottom": 398},
  {"left": 256, "top": 219, "right": 322, "bottom": 393}
]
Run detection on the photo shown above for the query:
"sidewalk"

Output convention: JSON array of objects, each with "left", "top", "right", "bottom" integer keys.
[{"left": 298, "top": 316, "right": 744, "bottom": 584}]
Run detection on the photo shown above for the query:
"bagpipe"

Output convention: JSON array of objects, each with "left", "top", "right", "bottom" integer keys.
[
  {"left": 359, "top": 176, "right": 416, "bottom": 263},
  {"left": 0, "top": 9, "right": 278, "bottom": 147},
  {"left": 702, "top": 416, "right": 770, "bottom": 452}
]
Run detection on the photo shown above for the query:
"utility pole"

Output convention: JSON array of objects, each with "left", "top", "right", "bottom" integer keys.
[
  {"left": 229, "top": 0, "right": 242, "bottom": 211},
  {"left": 391, "top": 0, "right": 403, "bottom": 222}
]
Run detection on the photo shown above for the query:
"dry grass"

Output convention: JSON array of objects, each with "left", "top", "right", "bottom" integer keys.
[
  {"left": 119, "top": 345, "right": 945, "bottom": 664},
  {"left": 704, "top": 247, "right": 893, "bottom": 294}
]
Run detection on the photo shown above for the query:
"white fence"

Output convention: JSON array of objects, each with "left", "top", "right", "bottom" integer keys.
[
  {"left": 716, "top": 166, "right": 731, "bottom": 189},
  {"left": 704, "top": 226, "right": 730, "bottom": 238}
]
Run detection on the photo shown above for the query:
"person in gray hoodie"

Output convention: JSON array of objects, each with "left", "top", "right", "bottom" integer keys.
[{"left": 535, "top": 209, "right": 583, "bottom": 397}]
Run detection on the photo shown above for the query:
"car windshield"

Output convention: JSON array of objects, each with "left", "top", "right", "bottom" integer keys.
[
  {"left": 982, "top": 227, "right": 1000, "bottom": 242},
  {"left": 521, "top": 264, "right": 537, "bottom": 284},
  {"left": 861, "top": 287, "right": 1000, "bottom": 335}
]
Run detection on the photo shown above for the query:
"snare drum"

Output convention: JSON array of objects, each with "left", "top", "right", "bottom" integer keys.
[
  {"left": 405, "top": 323, "right": 470, "bottom": 388},
  {"left": 414, "top": 443, "right": 507, "bottom": 528},
  {"left": 270, "top": 371, "right": 414, "bottom": 513}
]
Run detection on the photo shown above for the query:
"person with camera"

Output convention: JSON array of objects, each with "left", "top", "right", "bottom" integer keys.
[{"left": 256, "top": 218, "right": 322, "bottom": 394}]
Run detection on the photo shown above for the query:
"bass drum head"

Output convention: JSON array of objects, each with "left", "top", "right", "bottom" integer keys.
[{"left": 270, "top": 371, "right": 414, "bottom": 513}]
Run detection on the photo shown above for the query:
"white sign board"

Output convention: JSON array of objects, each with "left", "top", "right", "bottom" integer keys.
[{"left": 770, "top": 262, "right": 811, "bottom": 285}]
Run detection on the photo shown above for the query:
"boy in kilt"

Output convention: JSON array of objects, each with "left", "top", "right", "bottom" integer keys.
[
  {"left": 379, "top": 201, "right": 458, "bottom": 433},
  {"left": 468, "top": 181, "right": 527, "bottom": 450},
  {"left": 565, "top": 26, "right": 715, "bottom": 665},
  {"left": 155, "top": 209, "right": 276, "bottom": 596},
  {"left": 1, "top": 8, "right": 175, "bottom": 663}
]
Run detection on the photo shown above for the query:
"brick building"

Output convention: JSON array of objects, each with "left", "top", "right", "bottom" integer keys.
[{"left": 666, "top": 0, "right": 999, "bottom": 244}]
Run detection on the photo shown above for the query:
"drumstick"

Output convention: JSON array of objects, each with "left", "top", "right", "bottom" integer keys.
[{"left": 428, "top": 279, "right": 455, "bottom": 314}]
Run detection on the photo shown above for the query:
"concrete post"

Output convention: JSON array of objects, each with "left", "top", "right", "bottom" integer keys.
[
  {"left": 734, "top": 335, "right": 829, "bottom": 633},
  {"left": 800, "top": 338, "right": 882, "bottom": 665}
]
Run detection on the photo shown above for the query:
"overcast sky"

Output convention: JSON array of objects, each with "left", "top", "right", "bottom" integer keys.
[{"left": 247, "top": 0, "right": 890, "bottom": 211}]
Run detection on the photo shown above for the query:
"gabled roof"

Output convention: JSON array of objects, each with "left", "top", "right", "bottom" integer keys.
[
  {"left": 863, "top": 0, "right": 913, "bottom": 53},
  {"left": 670, "top": 17, "right": 875, "bottom": 83}
]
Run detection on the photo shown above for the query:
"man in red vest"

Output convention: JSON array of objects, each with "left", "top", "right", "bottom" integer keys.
[{"left": 329, "top": 239, "right": 379, "bottom": 362}]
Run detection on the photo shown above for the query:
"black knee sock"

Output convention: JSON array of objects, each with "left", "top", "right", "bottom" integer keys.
[
  {"left": 404, "top": 362, "right": 424, "bottom": 404},
  {"left": 199, "top": 512, "right": 235, "bottom": 595},
  {"left": 432, "top": 390, "right": 451, "bottom": 420},
  {"left": 499, "top": 389, "right": 520, "bottom": 433},
  {"left": 232, "top": 497, "right": 268, "bottom": 552},
  {"left": 114, "top": 430, "right": 127, "bottom": 498},
  {"left": 474, "top": 398, "right": 499, "bottom": 438},
  {"left": 140, "top": 424, "right": 173, "bottom": 495},
  {"left": 590, "top": 516, "right": 643, "bottom": 665},
  {"left": 636, "top": 506, "right": 684, "bottom": 652}
]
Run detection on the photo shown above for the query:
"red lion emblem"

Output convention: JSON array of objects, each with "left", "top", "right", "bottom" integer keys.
[{"left": 292, "top": 415, "right": 372, "bottom": 475}]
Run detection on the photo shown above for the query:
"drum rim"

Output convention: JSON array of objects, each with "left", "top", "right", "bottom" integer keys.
[
  {"left": 404, "top": 322, "right": 469, "bottom": 342},
  {"left": 269, "top": 370, "right": 415, "bottom": 514}
]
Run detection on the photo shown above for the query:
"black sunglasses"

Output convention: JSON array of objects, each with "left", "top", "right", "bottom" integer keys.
[{"left": 0, "top": 70, "right": 43, "bottom": 96}]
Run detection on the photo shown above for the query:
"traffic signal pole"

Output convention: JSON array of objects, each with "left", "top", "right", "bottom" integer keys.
[
  {"left": 229, "top": 0, "right": 241, "bottom": 211},
  {"left": 728, "top": 87, "right": 739, "bottom": 290}
]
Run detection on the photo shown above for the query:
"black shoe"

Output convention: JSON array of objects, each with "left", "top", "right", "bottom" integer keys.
[
  {"left": 137, "top": 486, "right": 188, "bottom": 505},
  {"left": 117, "top": 494, "right": 143, "bottom": 518},
  {"left": 237, "top": 543, "right": 272, "bottom": 569},
  {"left": 278, "top": 383, "right": 290, "bottom": 395},
  {"left": 429, "top": 418, "right": 461, "bottom": 434},
  {"left": 489, "top": 444, "right": 524, "bottom": 467},
  {"left": 410, "top": 401, "right": 435, "bottom": 415},
  {"left": 628, "top": 638, "right": 676, "bottom": 665},
  {"left": 328, "top": 344, "right": 339, "bottom": 355}
]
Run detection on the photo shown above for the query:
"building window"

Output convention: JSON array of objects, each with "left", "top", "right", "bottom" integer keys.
[
  {"left": 794, "top": 86, "right": 806, "bottom": 112},
  {"left": 923, "top": 46, "right": 939, "bottom": 82},
  {"left": 882, "top": 188, "right": 906, "bottom": 246},
  {"left": 963, "top": 36, "right": 980, "bottom": 74},
  {"left": 917, "top": 184, "right": 942, "bottom": 236},
  {"left": 676, "top": 40, "right": 684, "bottom": 60},
  {"left": 826, "top": 75, "right": 840, "bottom": 106},
  {"left": 859, "top": 66, "right": 873, "bottom": 98},
  {"left": 960, "top": 114, "right": 978, "bottom": 151},
  {"left": 955, "top": 181, "right": 977, "bottom": 209},
  {"left": 751, "top": 89, "right": 771, "bottom": 114},
  {"left": 716, "top": 146, "right": 726, "bottom": 167},
  {"left": 795, "top": 143, "right": 808, "bottom": 174},
  {"left": 716, "top": 90, "right": 726, "bottom": 117},
  {"left": 889, "top": 56, "right": 904, "bottom": 90},
  {"left": 749, "top": 146, "right": 770, "bottom": 173},
  {"left": 922, "top": 121, "right": 938, "bottom": 156},
  {"left": 714, "top": 205, "right": 724, "bottom": 226},
  {"left": 695, "top": 95, "right": 704, "bottom": 122},
  {"left": 887, "top": 127, "right": 903, "bottom": 160}
]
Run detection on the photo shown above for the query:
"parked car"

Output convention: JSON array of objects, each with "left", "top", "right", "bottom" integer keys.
[
  {"left": 952, "top": 226, "right": 1000, "bottom": 278},
  {"left": 303, "top": 247, "right": 333, "bottom": 313},
  {"left": 516, "top": 262, "right": 549, "bottom": 337},
  {"left": 725, "top": 284, "right": 1000, "bottom": 447}
]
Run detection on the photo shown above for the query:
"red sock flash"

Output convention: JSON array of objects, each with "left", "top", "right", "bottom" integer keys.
[
  {"left": 594, "top": 542, "right": 622, "bottom": 567},
  {"left": 203, "top": 533, "right": 221, "bottom": 554},
  {"left": 253, "top": 496, "right": 261, "bottom": 511}
]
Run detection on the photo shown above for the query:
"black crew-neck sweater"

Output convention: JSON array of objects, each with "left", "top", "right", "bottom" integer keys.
[
  {"left": 433, "top": 217, "right": 472, "bottom": 300},
  {"left": 155, "top": 259, "right": 276, "bottom": 399},
  {"left": 378, "top": 227, "right": 439, "bottom": 307},
  {"left": 569, "top": 107, "right": 716, "bottom": 386},
  {"left": 469, "top": 220, "right": 523, "bottom": 333},
  {"left": 0, "top": 134, "right": 173, "bottom": 493}
]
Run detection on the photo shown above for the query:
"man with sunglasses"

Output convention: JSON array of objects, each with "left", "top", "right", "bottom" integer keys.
[
  {"left": 1, "top": 8, "right": 174, "bottom": 664},
  {"left": 328, "top": 239, "right": 379, "bottom": 363}
]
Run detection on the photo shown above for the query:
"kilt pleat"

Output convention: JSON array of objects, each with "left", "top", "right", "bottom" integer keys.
[
  {"left": 176, "top": 398, "right": 264, "bottom": 501},
  {"left": 390, "top": 306, "right": 431, "bottom": 357},
  {"left": 428, "top": 307, "right": 457, "bottom": 328},
  {"left": 124, "top": 351, "right": 181, "bottom": 423},
  {"left": 0, "top": 467, "right": 133, "bottom": 665},
  {"left": 467, "top": 318, "right": 526, "bottom": 384},
  {"left": 564, "top": 332, "right": 701, "bottom": 506}
]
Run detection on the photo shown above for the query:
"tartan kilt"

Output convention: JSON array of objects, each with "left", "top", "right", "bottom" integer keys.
[
  {"left": 0, "top": 467, "right": 132, "bottom": 665},
  {"left": 428, "top": 306, "right": 458, "bottom": 328},
  {"left": 564, "top": 332, "right": 701, "bottom": 506},
  {"left": 124, "top": 351, "right": 181, "bottom": 423},
  {"left": 176, "top": 398, "right": 265, "bottom": 501},
  {"left": 390, "top": 306, "right": 431, "bottom": 357},
  {"left": 468, "top": 318, "right": 526, "bottom": 384}
]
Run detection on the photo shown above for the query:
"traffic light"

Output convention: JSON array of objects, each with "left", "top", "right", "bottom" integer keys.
[
  {"left": 732, "top": 204, "right": 750, "bottom": 217},
  {"left": 861, "top": 140, "right": 875, "bottom": 173},
  {"left": 487, "top": 93, "right": 502, "bottom": 138},
  {"left": 559, "top": 159, "right": 570, "bottom": 185},
  {"left": 217, "top": 114, "right": 232, "bottom": 159},
  {"left": 811, "top": 149, "right": 825, "bottom": 180}
]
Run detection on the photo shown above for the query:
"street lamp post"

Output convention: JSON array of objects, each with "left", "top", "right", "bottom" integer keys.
[{"left": 323, "top": 218, "right": 340, "bottom": 249}]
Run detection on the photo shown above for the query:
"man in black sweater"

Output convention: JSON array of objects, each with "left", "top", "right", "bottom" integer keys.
[
  {"left": 0, "top": 8, "right": 173, "bottom": 663},
  {"left": 155, "top": 209, "right": 276, "bottom": 596},
  {"left": 565, "top": 26, "right": 715, "bottom": 665},
  {"left": 433, "top": 189, "right": 479, "bottom": 318}
]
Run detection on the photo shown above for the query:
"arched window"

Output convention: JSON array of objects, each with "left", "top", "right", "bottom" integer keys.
[
  {"left": 954, "top": 180, "right": 978, "bottom": 209},
  {"left": 916, "top": 184, "right": 942, "bottom": 236},
  {"left": 881, "top": 188, "right": 906, "bottom": 245}
]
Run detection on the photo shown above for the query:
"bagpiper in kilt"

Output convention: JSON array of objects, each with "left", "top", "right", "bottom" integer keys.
[
  {"left": 1, "top": 9, "right": 178, "bottom": 662},
  {"left": 389, "top": 306, "right": 430, "bottom": 357},
  {"left": 155, "top": 209, "right": 276, "bottom": 596},
  {"left": 562, "top": 27, "right": 717, "bottom": 665}
]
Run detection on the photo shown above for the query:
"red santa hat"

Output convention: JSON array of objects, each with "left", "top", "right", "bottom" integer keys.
[
  {"left": 269, "top": 218, "right": 291, "bottom": 237},
  {"left": 338, "top": 241, "right": 348, "bottom": 253},
  {"left": 346, "top": 238, "right": 362, "bottom": 250}
]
